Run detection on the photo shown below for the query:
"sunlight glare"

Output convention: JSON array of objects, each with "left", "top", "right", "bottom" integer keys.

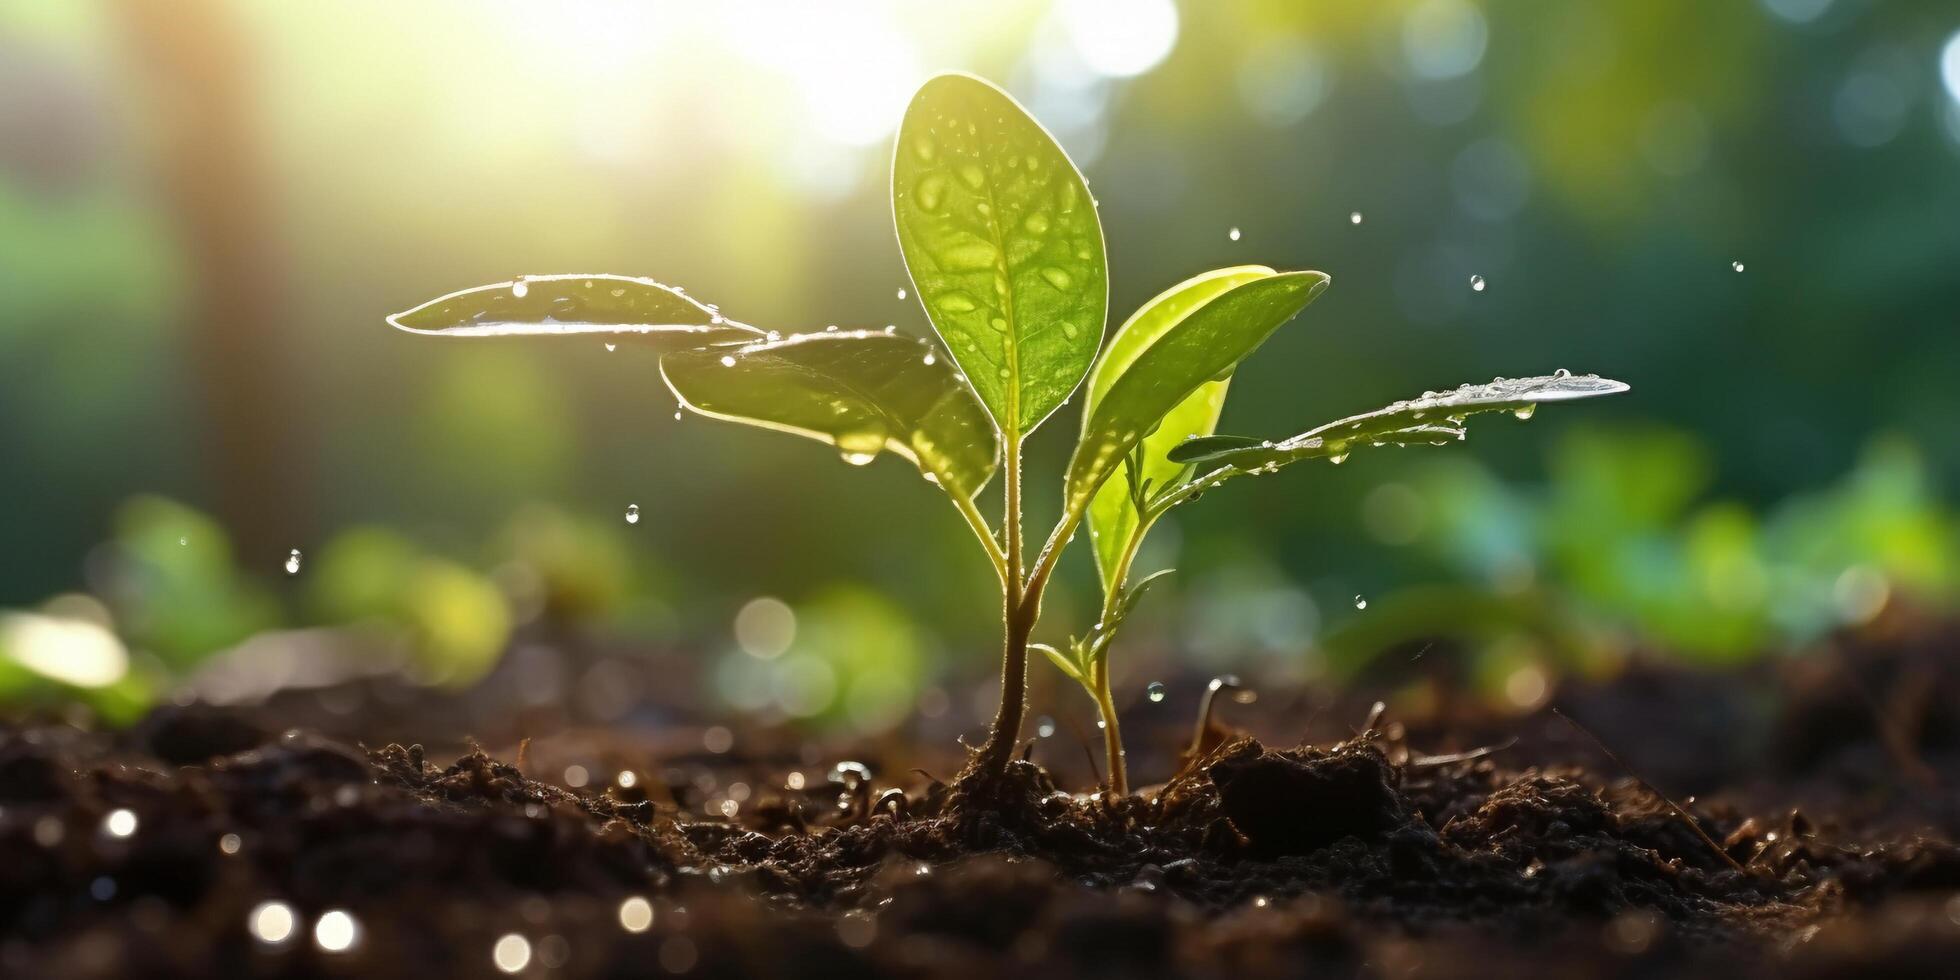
[{"left": 1057, "top": 0, "right": 1179, "bottom": 78}]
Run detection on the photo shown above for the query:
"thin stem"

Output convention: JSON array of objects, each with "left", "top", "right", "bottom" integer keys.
[
  {"left": 1088, "top": 519, "right": 1151, "bottom": 794},
  {"left": 1091, "top": 656, "right": 1127, "bottom": 795},
  {"left": 950, "top": 490, "right": 1009, "bottom": 589},
  {"left": 966, "top": 433, "right": 1029, "bottom": 785}
]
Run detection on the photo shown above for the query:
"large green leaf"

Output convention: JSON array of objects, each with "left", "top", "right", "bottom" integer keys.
[
  {"left": 661, "top": 331, "right": 999, "bottom": 500},
  {"left": 1168, "top": 371, "right": 1631, "bottom": 471},
  {"left": 1065, "top": 271, "right": 1330, "bottom": 523},
  {"left": 1083, "top": 266, "right": 1277, "bottom": 589},
  {"left": 388, "top": 274, "right": 764, "bottom": 348},
  {"left": 892, "top": 73, "right": 1106, "bottom": 438}
]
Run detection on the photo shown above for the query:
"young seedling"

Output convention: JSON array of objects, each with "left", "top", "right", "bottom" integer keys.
[{"left": 390, "top": 72, "right": 1626, "bottom": 801}]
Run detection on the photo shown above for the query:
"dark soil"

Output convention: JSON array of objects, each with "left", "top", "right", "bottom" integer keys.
[{"left": 4, "top": 618, "right": 1960, "bottom": 978}]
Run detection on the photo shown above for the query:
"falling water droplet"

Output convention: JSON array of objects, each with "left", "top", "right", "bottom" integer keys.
[
  {"left": 1146, "top": 682, "right": 1167, "bottom": 703},
  {"left": 604, "top": 342, "right": 617, "bottom": 352},
  {"left": 178, "top": 536, "right": 188, "bottom": 547},
  {"left": 1349, "top": 211, "right": 1364, "bottom": 225},
  {"left": 1512, "top": 404, "right": 1537, "bottom": 420},
  {"left": 897, "top": 287, "right": 908, "bottom": 300},
  {"left": 1328, "top": 452, "right": 1350, "bottom": 465},
  {"left": 720, "top": 355, "right": 736, "bottom": 367},
  {"left": 1228, "top": 227, "right": 1242, "bottom": 241},
  {"left": 1731, "top": 260, "right": 1745, "bottom": 272},
  {"left": 1036, "top": 716, "right": 1056, "bottom": 738},
  {"left": 1469, "top": 275, "right": 1486, "bottom": 292},
  {"left": 511, "top": 279, "right": 529, "bottom": 299},
  {"left": 284, "top": 550, "right": 302, "bottom": 575},
  {"left": 922, "top": 351, "right": 936, "bottom": 366},
  {"left": 673, "top": 410, "right": 683, "bottom": 421},
  {"left": 841, "top": 451, "right": 876, "bottom": 467},
  {"left": 625, "top": 504, "right": 641, "bottom": 525},
  {"left": 1354, "top": 595, "right": 1368, "bottom": 610}
]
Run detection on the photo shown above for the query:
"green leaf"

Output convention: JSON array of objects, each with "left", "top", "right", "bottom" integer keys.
[
  {"left": 1083, "top": 266, "right": 1279, "bottom": 589},
  {"left": 1034, "top": 642, "right": 1086, "bottom": 685},
  {"left": 1168, "top": 371, "right": 1631, "bottom": 470},
  {"left": 388, "top": 274, "right": 765, "bottom": 348},
  {"left": 892, "top": 73, "right": 1106, "bottom": 438},
  {"left": 661, "top": 331, "right": 999, "bottom": 500},
  {"left": 1064, "top": 271, "right": 1330, "bottom": 524}
]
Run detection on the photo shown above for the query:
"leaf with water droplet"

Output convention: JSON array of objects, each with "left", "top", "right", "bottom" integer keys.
[
  {"left": 388, "top": 274, "right": 764, "bottom": 349},
  {"left": 661, "top": 331, "right": 998, "bottom": 499},
  {"left": 1166, "top": 372, "right": 1629, "bottom": 476},
  {"left": 893, "top": 74, "right": 1106, "bottom": 438},
  {"left": 1081, "top": 266, "right": 1284, "bottom": 590},
  {"left": 1066, "top": 270, "right": 1330, "bottom": 533}
]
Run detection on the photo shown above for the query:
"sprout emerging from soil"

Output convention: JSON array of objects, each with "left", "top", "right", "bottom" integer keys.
[{"left": 390, "top": 73, "right": 1627, "bottom": 801}]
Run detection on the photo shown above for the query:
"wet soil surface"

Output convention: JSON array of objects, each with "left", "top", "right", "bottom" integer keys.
[{"left": 4, "top": 622, "right": 1960, "bottom": 978}]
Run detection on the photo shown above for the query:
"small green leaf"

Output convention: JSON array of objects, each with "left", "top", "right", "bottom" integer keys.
[
  {"left": 1083, "top": 266, "right": 1278, "bottom": 589},
  {"left": 661, "top": 331, "right": 999, "bottom": 500},
  {"left": 388, "top": 274, "right": 764, "bottom": 348},
  {"left": 892, "top": 73, "right": 1106, "bottom": 438},
  {"left": 1034, "top": 642, "right": 1086, "bottom": 685},
  {"left": 1064, "top": 271, "right": 1330, "bottom": 523},
  {"left": 1168, "top": 371, "right": 1630, "bottom": 470}
]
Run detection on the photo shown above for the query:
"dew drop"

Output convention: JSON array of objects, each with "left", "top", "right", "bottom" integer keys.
[
  {"left": 1469, "top": 275, "right": 1486, "bottom": 292},
  {"left": 283, "top": 550, "right": 302, "bottom": 576},
  {"left": 1228, "top": 227, "right": 1242, "bottom": 241},
  {"left": 1731, "top": 260, "right": 1745, "bottom": 272},
  {"left": 1328, "top": 452, "right": 1350, "bottom": 465},
  {"left": 1146, "top": 681, "right": 1167, "bottom": 703},
  {"left": 897, "top": 287, "right": 908, "bottom": 300},
  {"left": 720, "top": 355, "right": 736, "bottom": 367},
  {"left": 922, "top": 351, "right": 936, "bottom": 366},
  {"left": 1512, "top": 404, "right": 1537, "bottom": 420},
  {"left": 673, "top": 411, "right": 683, "bottom": 421},
  {"left": 511, "top": 279, "right": 530, "bottom": 299},
  {"left": 1040, "top": 267, "right": 1074, "bottom": 291},
  {"left": 625, "top": 504, "right": 640, "bottom": 525},
  {"left": 1349, "top": 211, "right": 1364, "bottom": 225},
  {"left": 1354, "top": 595, "right": 1368, "bottom": 610}
]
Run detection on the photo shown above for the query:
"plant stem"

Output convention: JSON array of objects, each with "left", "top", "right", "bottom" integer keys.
[
  {"left": 967, "top": 433, "right": 1029, "bottom": 785},
  {"left": 950, "top": 490, "right": 1008, "bottom": 589},
  {"left": 1088, "top": 520, "right": 1151, "bottom": 795},
  {"left": 1090, "top": 656, "right": 1127, "bottom": 795}
]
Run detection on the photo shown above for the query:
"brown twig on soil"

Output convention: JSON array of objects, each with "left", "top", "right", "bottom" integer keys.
[
  {"left": 1406, "top": 739, "right": 1517, "bottom": 768},
  {"left": 1187, "top": 675, "right": 1255, "bottom": 759},
  {"left": 1063, "top": 716, "right": 1105, "bottom": 789},
  {"left": 1551, "top": 708, "right": 1745, "bottom": 873}
]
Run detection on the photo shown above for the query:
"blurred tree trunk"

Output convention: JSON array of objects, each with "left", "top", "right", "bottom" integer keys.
[{"left": 114, "top": 0, "right": 310, "bottom": 564}]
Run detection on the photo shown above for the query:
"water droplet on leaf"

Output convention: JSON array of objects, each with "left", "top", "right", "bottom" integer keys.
[
  {"left": 1512, "top": 404, "right": 1537, "bottom": 420},
  {"left": 511, "top": 279, "right": 529, "bottom": 299}
]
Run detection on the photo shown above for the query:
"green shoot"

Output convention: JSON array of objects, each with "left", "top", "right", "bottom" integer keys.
[{"left": 390, "top": 71, "right": 1623, "bottom": 801}]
